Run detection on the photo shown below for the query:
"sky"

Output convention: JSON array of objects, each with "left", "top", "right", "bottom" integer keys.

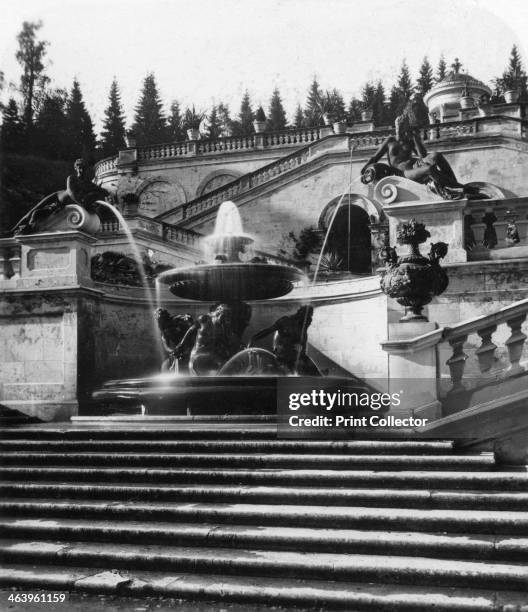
[{"left": 1, "top": 0, "right": 528, "bottom": 132}]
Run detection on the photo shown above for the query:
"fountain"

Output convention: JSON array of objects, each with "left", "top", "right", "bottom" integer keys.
[{"left": 93, "top": 201, "right": 365, "bottom": 416}]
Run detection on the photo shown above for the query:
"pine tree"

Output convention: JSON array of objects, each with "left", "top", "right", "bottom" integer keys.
[
  {"left": 167, "top": 100, "right": 185, "bottom": 141},
  {"left": 15, "top": 21, "right": 49, "bottom": 127},
  {"left": 386, "top": 60, "right": 415, "bottom": 123},
  {"left": 64, "top": 79, "right": 96, "bottom": 159},
  {"left": 304, "top": 77, "right": 323, "bottom": 126},
  {"left": 100, "top": 78, "right": 126, "bottom": 156},
  {"left": 397, "top": 60, "right": 414, "bottom": 100},
  {"left": 217, "top": 102, "right": 233, "bottom": 136},
  {"left": 496, "top": 45, "right": 528, "bottom": 99},
  {"left": 1, "top": 98, "right": 24, "bottom": 152},
  {"left": 346, "top": 98, "right": 361, "bottom": 122},
  {"left": 33, "top": 89, "right": 69, "bottom": 159},
  {"left": 387, "top": 85, "right": 401, "bottom": 125},
  {"left": 268, "top": 88, "right": 288, "bottom": 131},
  {"left": 417, "top": 56, "right": 434, "bottom": 96},
  {"left": 436, "top": 54, "right": 447, "bottom": 82},
  {"left": 329, "top": 88, "right": 346, "bottom": 122},
  {"left": 372, "top": 81, "right": 387, "bottom": 126},
  {"left": 361, "top": 82, "right": 376, "bottom": 110},
  {"left": 207, "top": 105, "right": 222, "bottom": 140},
  {"left": 293, "top": 104, "right": 304, "bottom": 128},
  {"left": 132, "top": 73, "right": 167, "bottom": 145},
  {"left": 234, "top": 90, "right": 254, "bottom": 136}
]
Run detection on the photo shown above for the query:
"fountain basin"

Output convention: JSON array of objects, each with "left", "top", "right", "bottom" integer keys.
[
  {"left": 91, "top": 374, "right": 373, "bottom": 417},
  {"left": 158, "top": 263, "right": 306, "bottom": 302}
]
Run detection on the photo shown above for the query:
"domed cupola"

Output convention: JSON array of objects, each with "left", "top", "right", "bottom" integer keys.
[{"left": 423, "top": 59, "right": 492, "bottom": 122}]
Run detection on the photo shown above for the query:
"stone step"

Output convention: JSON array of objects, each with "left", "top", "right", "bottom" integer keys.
[
  {"left": 2, "top": 539, "right": 528, "bottom": 590},
  {"left": 1, "top": 499, "right": 527, "bottom": 535},
  {"left": 0, "top": 425, "right": 278, "bottom": 440},
  {"left": 0, "top": 439, "right": 455, "bottom": 454},
  {"left": 1, "top": 517, "right": 527, "bottom": 562},
  {"left": 0, "top": 451, "right": 496, "bottom": 470},
  {"left": 1, "top": 467, "right": 526, "bottom": 489},
  {"left": 2, "top": 564, "right": 527, "bottom": 611},
  {"left": 2, "top": 482, "right": 527, "bottom": 511}
]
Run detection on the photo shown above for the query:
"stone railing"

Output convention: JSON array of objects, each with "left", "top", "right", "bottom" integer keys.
[
  {"left": 384, "top": 298, "right": 528, "bottom": 400},
  {"left": 95, "top": 156, "right": 118, "bottom": 176},
  {"left": 94, "top": 115, "right": 527, "bottom": 179},
  {"left": 174, "top": 135, "right": 348, "bottom": 222},
  {"left": 96, "top": 214, "right": 296, "bottom": 265},
  {"left": 440, "top": 300, "right": 528, "bottom": 391},
  {"left": 465, "top": 196, "right": 528, "bottom": 255},
  {"left": 98, "top": 215, "right": 202, "bottom": 249},
  {"left": 137, "top": 141, "right": 189, "bottom": 162}
]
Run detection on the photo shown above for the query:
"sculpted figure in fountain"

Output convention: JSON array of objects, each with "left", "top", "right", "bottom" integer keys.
[
  {"left": 361, "top": 95, "right": 473, "bottom": 200},
  {"left": 248, "top": 306, "right": 320, "bottom": 375},
  {"left": 174, "top": 303, "right": 249, "bottom": 376},
  {"left": 155, "top": 308, "right": 194, "bottom": 373},
  {"left": 13, "top": 158, "right": 109, "bottom": 235}
]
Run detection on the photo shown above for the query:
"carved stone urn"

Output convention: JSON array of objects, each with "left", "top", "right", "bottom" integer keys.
[{"left": 379, "top": 220, "right": 449, "bottom": 322}]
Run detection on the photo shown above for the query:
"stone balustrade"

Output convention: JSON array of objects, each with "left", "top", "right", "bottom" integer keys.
[
  {"left": 95, "top": 156, "right": 118, "bottom": 176},
  {"left": 383, "top": 297, "right": 528, "bottom": 402},
  {"left": 180, "top": 138, "right": 337, "bottom": 221},
  {"left": 465, "top": 196, "right": 528, "bottom": 257},
  {"left": 98, "top": 215, "right": 201, "bottom": 248},
  {"left": 441, "top": 300, "right": 528, "bottom": 390},
  {"left": 96, "top": 213, "right": 294, "bottom": 266},
  {"left": 95, "top": 115, "right": 527, "bottom": 180}
]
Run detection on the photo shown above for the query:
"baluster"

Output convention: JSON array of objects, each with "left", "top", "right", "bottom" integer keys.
[
  {"left": 505, "top": 315, "right": 527, "bottom": 373},
  {"left": 446, "top": 334, "right": 468, "bottom": 391},
  {"left": 475, "top": 325, "right": 497, "bottom": 373}
]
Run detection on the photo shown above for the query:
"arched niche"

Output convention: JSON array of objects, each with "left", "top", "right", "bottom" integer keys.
[
  {"left": 196, "top": 170, "right": 242, "bottom": 197},
  {"left": 318, "top": 194, "right": 385, "bottom": 274},
  {"left": 135, "top": 177, "right": 187, "bottom": 217}
]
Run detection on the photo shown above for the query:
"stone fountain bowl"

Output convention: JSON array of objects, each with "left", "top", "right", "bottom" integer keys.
[{"left": 157, "top": 263, "right": 306, "bottom": 302}]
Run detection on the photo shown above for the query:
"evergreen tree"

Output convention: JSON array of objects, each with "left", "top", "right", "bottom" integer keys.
[
  {"left": 329, "top": 88, "right": 346, "bottom": 122},
  {"left": 233, "top": 90, "right": 254, "bottom": 136},
  {"left": 217, "top": 102, "right": 233, "bottom": 136},
  {"left": 293, "top": 104, "right": 304, "bottom": 128},
  {"left": 495, "top": 45, "right": 528, "bottom": 99},
  {"left": 386, "top": 60, "right": 415, "bottom": 123},
  {"left": 15, "top": 21, "right": 49, "bottom": 127},
  {"left": 167, "top": 100, "right": 185, "bottom": 141},
  {"left": 417, "top": 56, "right": 434, "bottom": 96},
  {"left": 132, "top": 73, "right": 167, "bottom": 145},
  {"left": 397, "top": 60, "right": 414, "bottom": 100},
  {"left": 347, "top": 97, "right": 363, "bottom": 123},
  {"left": 1, "top": 98, "right": 24, "bottom": 152},
  {"left": 372, "top": 81, "right": 387, "bottom": 126},
  {"left": 207, "top": 105, "right": 222, "bottom": 140},
  {"left": 100, "top": 78, "right": 126, "bottom": 156},
  {"left": 387, "top": 85, "right": 402, "bottom": 125},
  {"left": 436, "top": 54, "right": 447, "bottom": 82},
  {"left": 268, "top": 88, "right": 288, "bottom": 131},
  {"left": 303, "top": 77, "right": 323, "bottom": 126},
  {"left": 33, "top": 89, "right": 69, "bottom": 159},
  {"left": 65, "top": 79, "right": 96, "bottom": 159},
  {"left": 361, "top": 82, "right": 376, "bottom": 110}
]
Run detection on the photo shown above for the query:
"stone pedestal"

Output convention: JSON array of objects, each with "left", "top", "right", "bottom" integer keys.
[
  {"left": 374, "top": 176, "right": 468, "bottom": 263},
  {"left": 16, "top": 231, "right": 97, "bottom": 288},
  {"left": 383, "top": 321, "right": 442, "bottom": 420}
]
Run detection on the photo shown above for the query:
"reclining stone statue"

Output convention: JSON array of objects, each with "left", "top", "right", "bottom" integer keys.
[
  {"left": 361, "top": 95, "right": 479, "bottom": 200},
  {"left": 13, "top": 158, "right": 109, "bottom": 235}
]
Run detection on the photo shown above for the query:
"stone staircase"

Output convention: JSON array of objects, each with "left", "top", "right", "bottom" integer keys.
[{"left": 0, "top": 422, "right": 527, "bottom": 610}]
